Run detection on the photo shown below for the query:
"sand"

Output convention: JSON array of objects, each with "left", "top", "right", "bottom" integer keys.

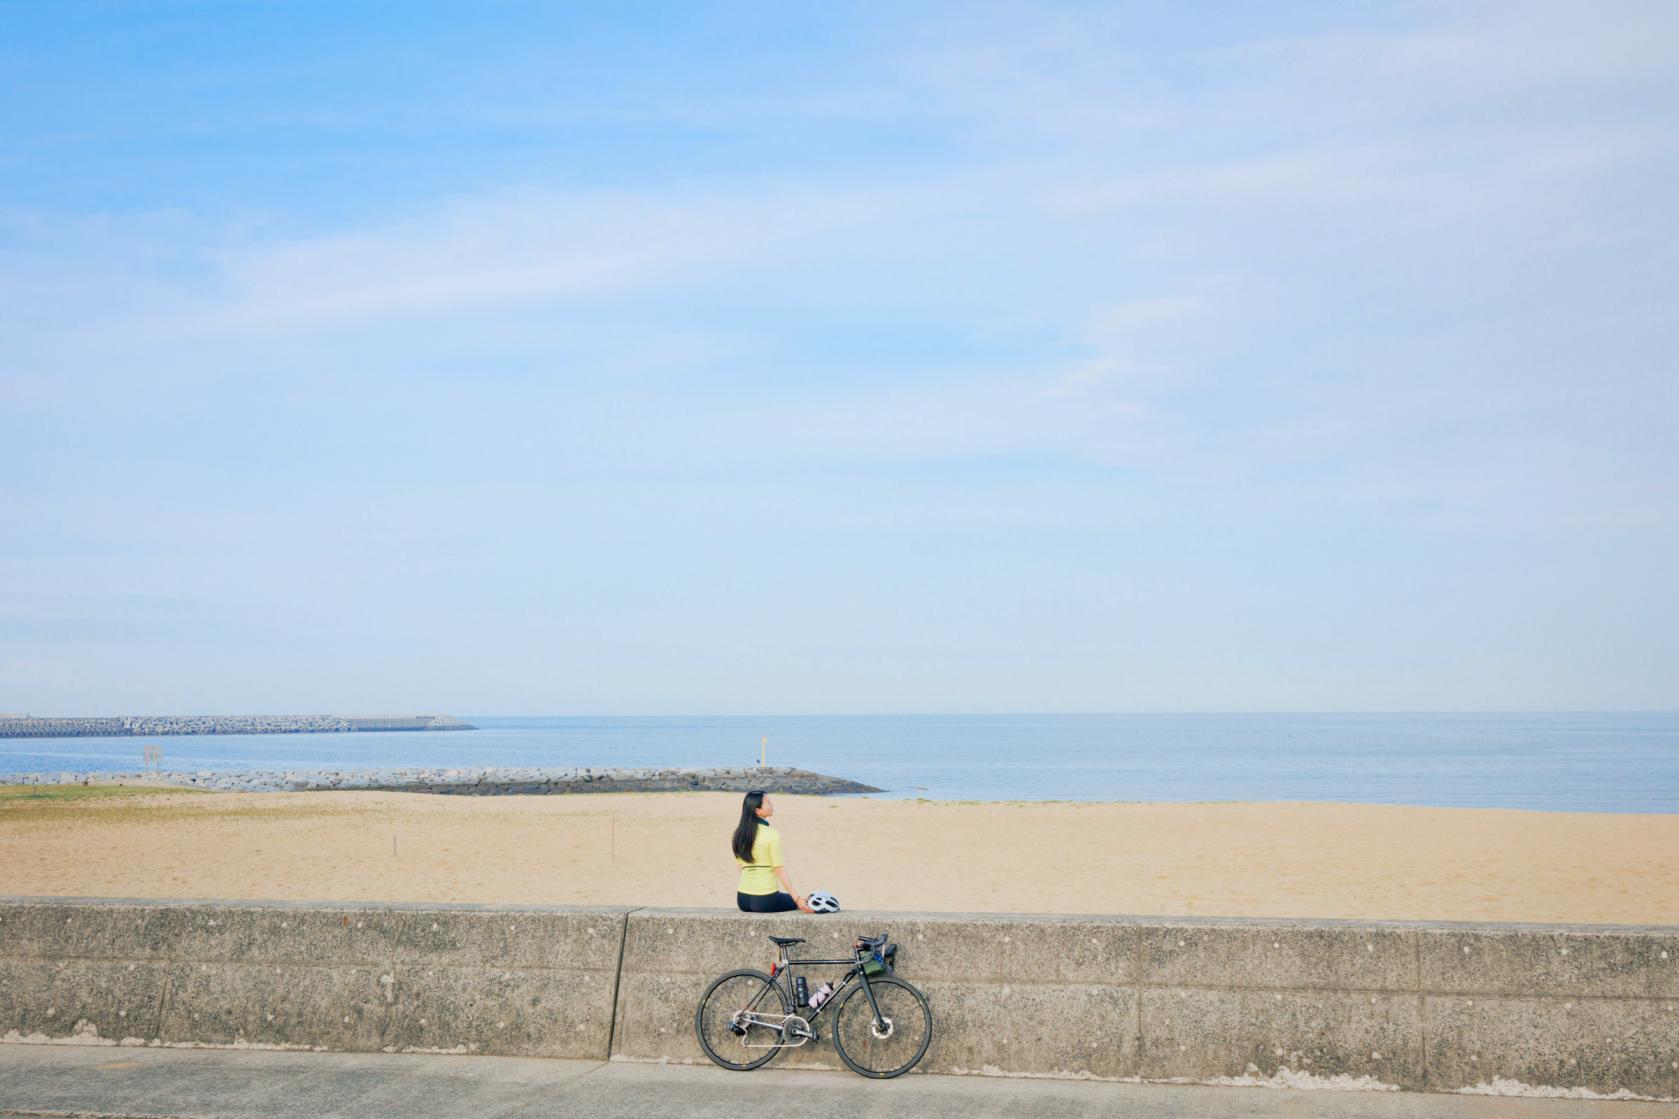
[{"left": 2, "top": 790, "right": 1676, "bottom": 925}]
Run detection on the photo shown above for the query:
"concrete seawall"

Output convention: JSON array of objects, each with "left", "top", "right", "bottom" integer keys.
[{"left": 2, "top": 898, "right": 1674, "bottom": 1101}]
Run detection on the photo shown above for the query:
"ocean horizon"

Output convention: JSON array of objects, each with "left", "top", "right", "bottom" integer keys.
[{"left": 4, "top": 711, "right": 1676, "bottom": 813}]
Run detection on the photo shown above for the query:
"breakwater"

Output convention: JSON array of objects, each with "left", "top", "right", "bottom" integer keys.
[
  {"left": 1, "top": 898, "right": 1674, "bottom": 1101},
  {"left": 0, "top": 715, "right": 475, "bottom": 738},
  {"left": 0, "top": 766, "right": 881, "bottom": 795}
]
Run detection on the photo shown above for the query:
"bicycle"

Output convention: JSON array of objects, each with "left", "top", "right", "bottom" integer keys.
[{"left": 694, "top": 931, "right": 934, "bottom": 1079}]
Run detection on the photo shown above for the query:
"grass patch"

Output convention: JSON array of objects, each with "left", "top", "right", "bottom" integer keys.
[
  {"left": 0, "top": 785, "right": 380, "bottom": 828},
  {"left": 0, "top": 783, "right": 220, "bottom": 826},
  {"left": 0, "top": 783, "right": 207, "bottom": 802}
]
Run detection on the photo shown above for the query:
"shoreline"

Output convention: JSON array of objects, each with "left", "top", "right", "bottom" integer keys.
[
  {"left": 6, "top": 769, "right": 1675, "bottom": 813},
  {"left": 0, "top": 766, "right": 882, "bottom": 796},
  {"left": 8, "top": 711, "right": 1675, "bottom": 813}
]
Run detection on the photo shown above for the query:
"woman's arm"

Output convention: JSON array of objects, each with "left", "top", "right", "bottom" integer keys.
[{"left": 775, "top": 865, "right": 813, "bottom": 912}]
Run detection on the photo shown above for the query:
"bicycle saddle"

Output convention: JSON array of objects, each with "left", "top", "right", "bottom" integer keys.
[
  {"left": 767, "top": 935, "right": 805, "bottom": 947},
  {"left": 855, "top": 932, "right": 887, "bottom": 949}
]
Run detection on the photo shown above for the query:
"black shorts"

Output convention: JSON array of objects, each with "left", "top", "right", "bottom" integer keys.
[{"left": 737, "top": 891, "right": 800, "bottom": 913}]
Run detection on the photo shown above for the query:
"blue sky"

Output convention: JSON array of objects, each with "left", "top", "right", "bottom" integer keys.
[{"left": 2, "top": 1, "right": 1676, "bottom": 715}]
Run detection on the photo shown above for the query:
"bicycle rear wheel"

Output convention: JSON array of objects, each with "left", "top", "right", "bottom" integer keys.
[
  {"left": 830, "top": 975, "right": 933, "bottom": 1079},
  {"left": 694, "top": 969, "right": 790, "bottom": 1071}
]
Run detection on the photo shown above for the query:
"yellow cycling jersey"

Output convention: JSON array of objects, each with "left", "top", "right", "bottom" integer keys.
[{"left": 736, "top": 822, "right": 784, "bottom": 895}]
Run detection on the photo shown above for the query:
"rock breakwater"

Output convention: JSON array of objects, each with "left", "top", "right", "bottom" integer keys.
[
  {"left": 0, "top": 715, "right": 475, "bottom": 738},
  {"left": 0, "top": 765, "right": 881, "bottom": 795}
]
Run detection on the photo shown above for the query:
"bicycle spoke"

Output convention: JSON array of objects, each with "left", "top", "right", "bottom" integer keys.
[
  {"left": 831, "top": 977, "right": 933, "bottom": 1079},
  {"left": 694, "top": 970, "right": 788, "bottom": 1071}
]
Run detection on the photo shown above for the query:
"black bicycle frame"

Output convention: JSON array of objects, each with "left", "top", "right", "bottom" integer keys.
[{"left": 766, "top": 948, "right": 885, "bottom": 1031}]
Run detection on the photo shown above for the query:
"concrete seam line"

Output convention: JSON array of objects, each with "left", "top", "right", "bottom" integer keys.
[
  {"left": 624, "top": 940, "right": 1668, "bottom": 994},
  {"left": 1415, "top": 930, "right": 1429, "bottom": 1090},
  {"left": 8, "top": 899, "right": 1676, "bottom": 934},
  {"left": 601, "top": 973, "right": 1439, "bottom": 996},
  {"left": 109, "top": 958, "right": 621, "bottom": 973},
  {"left": 604, "top": 908, "right": 642, "bottom": 1060},
  {"left": 379, "top": 956, "right": 395, "bottom": 1051},
  {"left": 565, "top": 1060, "right": 615, "bottom": 1084},
  {"left": 154, "top": 946, "right": 175, "bottom": 1043},
  {"left": 1131, "top": 923, "right": 1143, "bottom": 1078},
  {"left": 22, "top": 952, "right": 1655, "bottom": 1001},
  {"left": 1130, "top": 981, "right": 1429, "bottom": 996}
]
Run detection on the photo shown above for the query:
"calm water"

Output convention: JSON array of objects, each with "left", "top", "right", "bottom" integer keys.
[{"left": 4, "top": 712, "right": 1676, "bottom": 812}]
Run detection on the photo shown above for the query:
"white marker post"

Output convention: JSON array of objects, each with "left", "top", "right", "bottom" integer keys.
[{"left": 759, "top": 736, "right": 766, "bottom": 767}]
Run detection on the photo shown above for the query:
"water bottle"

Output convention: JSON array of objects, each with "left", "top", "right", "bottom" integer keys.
[
  {"left": 808, "top": 982, "right": 833, "bottom": 1010},
  {"left": 794, "top": 976, "right": 809, "bottom": 1007}
]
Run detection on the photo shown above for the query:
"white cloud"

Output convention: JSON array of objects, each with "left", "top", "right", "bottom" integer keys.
[
  {"left": 207, "top": 192, "right": 777, "bottom": 329},
  {"left": 1054, "top": 294, "right": 1213, "bottom": 400}
]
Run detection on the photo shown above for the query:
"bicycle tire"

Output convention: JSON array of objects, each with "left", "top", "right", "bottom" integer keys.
[
  {"left": 694, "top": 968, "right": 790, "bottom": 1071},
  {"left": 830, "top": 975, "right": 933, "bottom": 1079}
]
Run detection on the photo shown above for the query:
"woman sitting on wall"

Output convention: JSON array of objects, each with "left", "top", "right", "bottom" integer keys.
[{"left": 733, "top": 790, "right": 813, "bottom": 913}]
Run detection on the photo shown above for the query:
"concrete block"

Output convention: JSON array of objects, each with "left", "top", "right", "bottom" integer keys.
[
  {"left": 0, "top": 960, "right": 168, "bottom": 1042},
  {"left": 916, "top": 978, "right": 1136, "bottom": 1079},
  {"left": 614, "top": 913, "right": 1138, "bottom": 1079},
  {"left": 620, "top": 910, "right": 847, "bottom": 978},
  {"left": 1419, "top": 926, "right": 1679, "bottom": 998},
  {"left": 1140, "top": 922, "right": 1416, "bottom": 992},
  {"left": 386, "top": 965, "right": 617, "bottom": 1059},
  {"left": 160, "top": 903, "right": 405, "bottom": 966},
  {"left": 392, "top": 907, "right": 626, "bottom": 970},
  {"left": 875, "top": 915, "right": 1137, "bottom": 985},
  {"left": 612, "top": 966, "right": 855, "bottom": 1073},
  {"left": 1425, "top": 994, "right": 1679, "bottom": 1099},
  {"left": 613, "top": 968, "right": 916, "bottom": 1074},
  {"left": 621, "top": 909, "right": 1136, "bottom": 985},
  {"left": 1138, "top": 987, "right": 1424, "bottom": 1088},
  {"left": 612, "top": 970, "right": 718, "bottom": 1065},
  {"left": 159, "top": 962, "right": 392, "bottom": 1051},
  {"left": 0, "top": 900, "right": 177, "bottom": 961}
]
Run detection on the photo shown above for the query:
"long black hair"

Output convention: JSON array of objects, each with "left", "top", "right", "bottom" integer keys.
[{"left": 731, "top": 790, "right": 767, "bottom": 862}]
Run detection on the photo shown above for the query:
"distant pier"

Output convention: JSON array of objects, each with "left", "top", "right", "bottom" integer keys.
[{"left": 0, "top": 714, "right": 476, "bottom": 738}]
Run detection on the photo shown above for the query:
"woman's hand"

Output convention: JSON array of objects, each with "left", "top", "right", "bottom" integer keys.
[{"left": 776, "top": 865, "right": 809, "bottom": 910}]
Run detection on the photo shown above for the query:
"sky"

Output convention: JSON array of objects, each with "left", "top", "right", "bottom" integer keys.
[{"left": 1, "top": 1, "right": 1676, "bottom": 716}]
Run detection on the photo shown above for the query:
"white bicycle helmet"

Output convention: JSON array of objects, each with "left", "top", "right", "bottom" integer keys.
[{"left": 807, "top": 891, "right": 841, "bottom": 913}]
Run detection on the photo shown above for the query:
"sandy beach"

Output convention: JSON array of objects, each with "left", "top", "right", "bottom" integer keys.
[{"left": 3, "top": 790, "right": 1676, "bottom": 925}]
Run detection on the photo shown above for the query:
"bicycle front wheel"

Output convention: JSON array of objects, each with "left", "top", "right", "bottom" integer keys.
[
  {"left": 830, "top": 975, "right": 933, "bottom": 1078},
  {"left": 694, "top": 969, "right": 790, "bottom": 1071}
]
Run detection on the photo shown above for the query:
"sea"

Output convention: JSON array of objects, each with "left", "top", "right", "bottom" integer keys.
[{"left": 3, "top": 712, "right": 1676, "bottom": 813}]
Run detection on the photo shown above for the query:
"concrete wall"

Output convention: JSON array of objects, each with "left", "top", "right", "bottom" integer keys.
[
  {"left": 3, "top": 898, "right": 1675, "bottom": 1100},
  {"left": 613, "top": 909, "right": 1679, "bottom": 1098},
  {"left": 0, "top": 899, "right": 627, "bottom": 1059}
]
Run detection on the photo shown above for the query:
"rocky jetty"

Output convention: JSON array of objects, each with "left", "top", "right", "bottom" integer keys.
[
  {"left": 0, "top": 714, "right": 475, "bottom": 738},
  {"left": 0, "top": 765, "right": 882, "bottom": 796}
]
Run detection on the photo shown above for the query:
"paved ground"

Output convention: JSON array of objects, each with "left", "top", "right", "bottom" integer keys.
[{"left": 0, "top": 1045, "right": 1674, "bottom": 1118}]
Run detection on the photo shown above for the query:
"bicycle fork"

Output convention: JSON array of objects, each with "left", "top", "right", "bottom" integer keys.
[{"left": 857, "top": 976, "right": 895, "bottom": 1039}]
